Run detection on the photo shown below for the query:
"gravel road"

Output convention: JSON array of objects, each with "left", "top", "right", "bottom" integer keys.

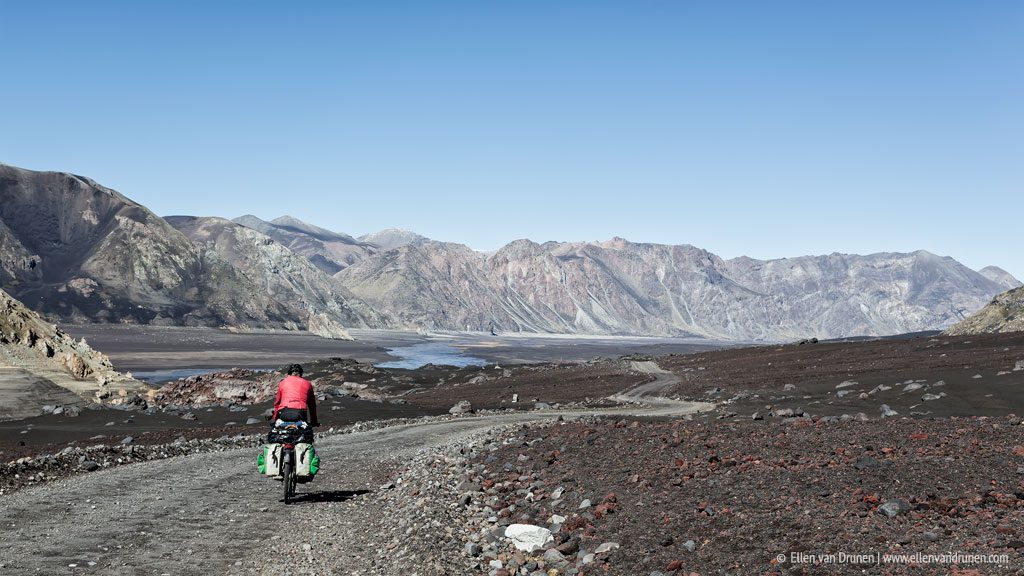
[
  {"left": 609, "top": 360, "right": 681, "bottom": 403},
  {"left": 0, "top": 370, "right": 712, "bottom": 575}
]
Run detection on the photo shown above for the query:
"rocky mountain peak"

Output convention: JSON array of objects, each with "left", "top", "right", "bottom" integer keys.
[
  {"left": 597, "top": 237, "right": 633, "bottom": 250},
  {"left": 269, "top": 215, "right": 360, "bottom": 244},
  {"left": 977, "top": 266, "right": 1022, "bottom": 291},
  {"left": 358, "top": 228, "right": 430, "bottom": 251},
  {"left": 232, "top": 214, "right": 374, "bottom": 274}
]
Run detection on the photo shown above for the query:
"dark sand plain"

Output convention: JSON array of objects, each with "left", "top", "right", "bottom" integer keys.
[{"left": 0, "top": 326, "right": 724, "bottom": 458}]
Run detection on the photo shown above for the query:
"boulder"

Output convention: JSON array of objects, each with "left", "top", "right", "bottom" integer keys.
[
  {"left": 541, "top": 548, "right": 569, "bottom": 568},
  {"left": 449, "top": 400, "right": 473, "bottom": 415},
  {"left": 854, "top": 457, "right": 881, "bottom": 470},
  {"left": 878, "top": 499, "right": 911, "bottom": 517},
  {"left": 594, "top": 542, "right": 620, "bottom": 554},
  {"left": 504, "top": 524, "right": 553, "bottom": 552},
  {"left": 59, "top": 352, "right": 92, "bottom": 379}
]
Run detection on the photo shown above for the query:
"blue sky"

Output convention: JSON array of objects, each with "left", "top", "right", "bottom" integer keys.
[{"left": 2, "top": 1, "right": 1022, "bottom": 278}]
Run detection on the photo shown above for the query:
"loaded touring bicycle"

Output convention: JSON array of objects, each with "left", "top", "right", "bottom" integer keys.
[{"left": 258, "top": 419, "right": 319, "bottom": 504}]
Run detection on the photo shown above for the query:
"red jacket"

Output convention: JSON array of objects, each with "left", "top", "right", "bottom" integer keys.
[{"left": 273, "top": 375, "right": 319, "bottom": 426}]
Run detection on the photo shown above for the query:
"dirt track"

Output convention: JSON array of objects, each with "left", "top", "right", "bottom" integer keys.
[{"left": 0, "top": 374, "right": 712, "bottom": 575}]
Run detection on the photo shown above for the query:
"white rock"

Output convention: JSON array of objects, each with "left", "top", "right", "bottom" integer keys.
[
  {"left": 504, "top": 524, "right": 553, "bottom": 552},
  {"left": 549, "top": 514, "right": 566, "bottom": 525}
]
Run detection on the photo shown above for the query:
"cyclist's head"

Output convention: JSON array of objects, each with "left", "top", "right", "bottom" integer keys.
[{"left": 286, "top": 364, "right": 304, "bottom": 376}]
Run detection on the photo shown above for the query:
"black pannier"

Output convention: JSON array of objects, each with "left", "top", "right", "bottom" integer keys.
[{"left": 267, "top": 421, "right": 314, "bottom": 444}]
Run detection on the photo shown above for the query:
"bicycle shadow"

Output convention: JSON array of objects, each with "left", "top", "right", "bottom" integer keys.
[{"left": 288, "top": 489, "right": 372, "bottom": 504}]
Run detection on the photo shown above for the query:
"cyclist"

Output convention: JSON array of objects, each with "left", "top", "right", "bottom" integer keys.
[{"left": 272, "top": 364, "right": 320, "bottom": 428}]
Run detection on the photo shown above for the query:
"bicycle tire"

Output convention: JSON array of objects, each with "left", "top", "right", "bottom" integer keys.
[{"left": 282, "top": 460, "right": 294, "bottom": 504}]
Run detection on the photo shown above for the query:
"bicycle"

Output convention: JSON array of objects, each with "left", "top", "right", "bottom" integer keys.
[
  {"left": 280, "top": 442, "right": 297, "bottom": 504},
  {"left": 266, "top": 419, "right": 314, "bottom": 504}
]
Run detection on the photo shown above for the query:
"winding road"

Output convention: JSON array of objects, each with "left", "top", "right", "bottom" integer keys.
[{"left": 0, "top": 363, "right": 710, "bottom": 575}]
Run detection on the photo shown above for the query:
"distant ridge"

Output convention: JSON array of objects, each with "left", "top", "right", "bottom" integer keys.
[
  {"left": 0, "top": 162, "right": 1016, "bottom": 341},
  {"left": 232, "top": 214, "right": 375, "bottom": 274},
  {"left": 335, "top": 241, "right": 1012, "bottom": 340}
]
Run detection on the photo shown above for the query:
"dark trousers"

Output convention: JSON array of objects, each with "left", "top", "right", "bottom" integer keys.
[{"left": 277, "top": 407, "right": 308, "bottom": 423}]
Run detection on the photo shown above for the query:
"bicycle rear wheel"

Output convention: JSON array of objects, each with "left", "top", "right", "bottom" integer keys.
[{"left": 282, "top": 461, "right": 294, "bottom": 504}]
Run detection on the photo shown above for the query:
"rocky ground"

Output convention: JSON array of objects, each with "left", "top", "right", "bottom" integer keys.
[
  {"left": 0, "top": 287, "right": 146, "bottom": 419},
  {"left": 453, "top": 416, "right": 1024, "bottom": 575},
  {"left": 653, "top": 332, "right": 1024, "bottom": 420},
  {"left": 5, "top": 332, "right": 1024, "bottom": 574},
  {"left": 0, "top": 400, "right": 710, "bottom": 575},
  {"left": 403, "top": 360, "right": 647, "bottom": 412}
]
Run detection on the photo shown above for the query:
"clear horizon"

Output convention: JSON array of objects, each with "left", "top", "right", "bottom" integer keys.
[{"left": 2, "top": 2, "right": 1021, "bottom": 279}]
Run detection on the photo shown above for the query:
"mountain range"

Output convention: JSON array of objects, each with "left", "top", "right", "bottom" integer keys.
[{"left": 1, "top": 162, "right": 1019, "bottom": 341}]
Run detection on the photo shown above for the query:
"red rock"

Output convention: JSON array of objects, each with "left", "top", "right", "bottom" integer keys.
[{"left": 666, "top": 559, "right": 683, "bottom": 571}]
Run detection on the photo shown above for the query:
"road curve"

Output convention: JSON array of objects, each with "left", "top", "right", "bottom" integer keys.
[{"left": 0, "top": 363, "right": 710, "bottom": 575}]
